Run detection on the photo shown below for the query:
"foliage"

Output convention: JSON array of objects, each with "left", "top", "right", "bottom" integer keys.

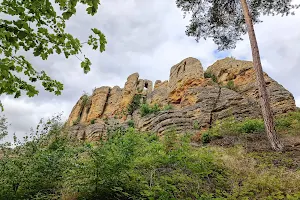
[
  {"left": 163, "top": 104, "right": 173, "bottom": 111},
  {"left": 204, "top": 72, "right": 217, "bottom": 83},
  {"left": 201, "top": 117, "right": 265, "bottom": 143},
  {"left": 224, "top": 80, "right": 237, "bottom": 91},
  {"left": 239, "top": 118, "right": 265, "bottom": 134},
  {"left": 82, "top": 93, "right": 90, "bottom": 107},
  {"left": 64, "top": 129, "right": 229, "bottom": 199},
  {"left": 127, "top": 94, "right": 143, "bottom": 115},
  {"left": 1, "top": 115, "right": 300, "bottom": 199},
  {"left": 72, "top": 116, "right": 80, "bottom": 126},
  {"left": 127, "top": 120, "right": 135, "bottom": 128},
  {"left": 90, "top": 119, "right": 96, "bottom": 125},
  {"left": 0, "top": 115, "right": 8, "bottom": 141},
  {"left": 176, "top": 0, "right": 299, "bottom": 50},
  {"left": 193, "top": 120, "right": 200, "bottom": 130},
  {"left": 140, "top": 103, "right": 161, "bottom": 117},
  {"left": 217, "top": 146, "right": 300, "bottom": 200},
  {"left": 0, "top": 0, "right": 107, "bottom": 111},
  {"left": 275, "top": 111, "right": 300, "bottom": 135},
  {"left": 0, "top": 114, "right": 67, "bottom": 199},
  {"left": 201, "top": 112, "right": 300, "bottom": 143}
]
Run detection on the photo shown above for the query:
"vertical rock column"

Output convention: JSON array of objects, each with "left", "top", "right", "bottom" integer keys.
[
  {"left": 86, "top": 86, "right": 111, "bottom": 123},
  {"left": 119, "top": 73, "right": 139, "bottom": 110}
]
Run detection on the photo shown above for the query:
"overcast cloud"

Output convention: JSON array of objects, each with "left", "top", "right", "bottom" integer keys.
[{"left": 1, "top": 0, "right": 300, "bottom": 142}]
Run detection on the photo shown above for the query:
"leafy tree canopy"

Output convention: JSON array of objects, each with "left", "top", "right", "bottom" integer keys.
[
  {"left": 0, "top": 0, "right": 107, "bottom": 111},
  {"left": 0, "top": 115, "right": 8, "bottom": 141},
  {"left": 176, "top": 0, "right": 299, "bottom": 50}
]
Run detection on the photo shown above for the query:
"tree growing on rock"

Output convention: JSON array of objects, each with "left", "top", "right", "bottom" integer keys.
[
  {"left": 176, "top": 0, "right": 299, "bottom": 151},
  {"left": 0, "top": 0, "right": 107, "bottom": 111}
]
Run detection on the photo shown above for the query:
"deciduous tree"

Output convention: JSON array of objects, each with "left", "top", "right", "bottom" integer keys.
[{"left": 0, "top": 0, "right": 107, "bottom": 111}]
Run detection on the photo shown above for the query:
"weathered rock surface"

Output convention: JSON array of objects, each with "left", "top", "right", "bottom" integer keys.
[
  {"left": 207, "top": 57, "right": 296, "bottom": 114},
  {"left": 67, "top": 96, "right": 86, "bottom": 126},
  {"left": 103, "top": 86, "right": 123, "bottom": 117},
  {"left": 66, "top": 57, "right": 296, "bottom": 140},
  {"left": 86, "top": 86, "right": 111, "bottom": 123},
  {"left": 120, "top": 73, "right": 139, "bottom": 110},
  {"left": 169, "top": 57, "right": 204, "bottom": 93}
]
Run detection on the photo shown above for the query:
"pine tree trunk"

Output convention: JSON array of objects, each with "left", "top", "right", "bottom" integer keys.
[{"left": 240, "top": 0, "right": 284, "bottom": 151}]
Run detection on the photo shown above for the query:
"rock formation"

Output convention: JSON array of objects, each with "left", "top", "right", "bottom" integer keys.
[{"left": 67, "top": 57, "right": 296, "bottom": 140}]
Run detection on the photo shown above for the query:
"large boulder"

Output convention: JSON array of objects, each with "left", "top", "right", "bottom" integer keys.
[
  {"left": 206, "top": 57, "right": 296, "bottom": 114},
  {"left": 169, "top": 57, "right": 204, "bottom": 93}
]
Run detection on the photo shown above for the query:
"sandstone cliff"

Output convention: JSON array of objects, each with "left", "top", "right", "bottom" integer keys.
[{"left": 67, "top": 57, "right": 296, "bottom": 140}]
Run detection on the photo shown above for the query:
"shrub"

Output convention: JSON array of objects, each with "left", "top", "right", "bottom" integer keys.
[
  {"left": 201, "top": 117, "right": 265, "bottom": 143},
  {"left": 193, "top": 120, "right": 200, "bottom": 130},
  {"left": 90, "top": 119, "right": 96, "bottom": 124},
  {"left": 225, "top": 80, "right": 237, "bottom": 91},
  {"left": 202, "top": 132, "right": 211, "bottom": 144},
  {"left": 140, "top": 103, "right": 161, "bottom": 117},
  {"left": 127, "top": 94, "right": 143, "bottom": 115},
  {"left": 82, "top": 94, "right": 89, "bottom": 106},
  {"left": 275, "top": 111, "right": 300, "bottom": 135},
  {"left": 163, "top": 104, "right": 173, "bottom": 111},
  {"left": 127, "top": 120, "right": 135, "bottom": 128},
  {"left": 204, "top": 72, "right": 217, "bottom": 83},
  {"left": 238, "top": 118, "right": 265, "bottom": 134}
]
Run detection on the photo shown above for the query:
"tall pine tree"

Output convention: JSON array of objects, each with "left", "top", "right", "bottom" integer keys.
[{"left": 176, "top": 0, "right": 299, "bottom": 151}]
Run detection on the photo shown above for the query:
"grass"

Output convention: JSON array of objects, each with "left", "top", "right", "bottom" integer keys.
[{"left": 200, "top": 111, "right": 300, "bottom": 144}]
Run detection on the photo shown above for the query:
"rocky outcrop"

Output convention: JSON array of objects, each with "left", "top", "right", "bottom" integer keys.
[
  {"left": 169, "top": 57, "right": 204, "bottom": 93},
  {"left": 206, "top": 57, "right": 296, "bottom": 114},
  {"left": 86, "top": 86, "right": 111, "bottom": 123},
  {"left": 102, "top": 86, "right": 123, "bottom": 117},
  {"left": 120, "top": 73, "right": 139, "bottom": 110},
  {"left": 66, "top": 57, "right": 296, "bottom": 140}
]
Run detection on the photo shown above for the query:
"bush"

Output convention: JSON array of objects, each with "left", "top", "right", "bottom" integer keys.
[
  {"left": 2, "top": 115, "right": 300, "bottom": 199},
  {"left": 238, "top": 118, "right": 265, "bottom": 134},
  {"left": 140, "top": 103, "right": 161, "bottom": 117},
  {"left": 90, "top": 119, "right": 96, "bottom": 124},
  {"left": 201, "top": 117, "right": 265, "bottom": 143},
  {"left": 127, "top": 94, "right": 143, "bottom": 115},
  {"left": 163, "top": 104, "right": 173, "bottom": 111},
  {"left": 204, "top": 72, "right": 217, "bottom": 83},
  {"left": 193, "top": 120, "right": 200, "bottom": 130},
  {"left": 225, "top": 80, "right": 237, "bottom": 91},
  {"left": 127, "top": 120, "right": 134, "bottom": 128},
  {"left": 275, "top": 111, "right": 300, "bottom": 135}
]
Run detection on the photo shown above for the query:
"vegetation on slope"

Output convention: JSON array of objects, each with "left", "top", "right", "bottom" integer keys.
[{"left": 0, "top": 112, "right": 300, "bottom": 200}]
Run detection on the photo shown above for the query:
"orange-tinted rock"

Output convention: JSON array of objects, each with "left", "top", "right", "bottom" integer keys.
[
  {"left": 154, "top": 80, "right": 168, "bottom": 89},
  {"left": 169, "top": 57, "right": 204, "bottom": 93},
  {"left": 207, "top": 57, "right": 296, "bottom": 114},
  {"left": 86, "top": 86, "right": 110, "bottom": 123},
  {"left": 103, "top": 86, "right": 123, "bottom": 117},
  {"left": 67, "top": 57, "right": 296, "bottom": 141},
  {"left": 67, "top": 95, "right": 86, "bottom": 126},
  {"left": 119, "top": 73, "right": 139, "bottom": 109}
]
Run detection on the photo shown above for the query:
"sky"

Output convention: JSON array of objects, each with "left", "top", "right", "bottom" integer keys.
[{"left": 1, "top": 0, "right": 300, "bottom": 141}]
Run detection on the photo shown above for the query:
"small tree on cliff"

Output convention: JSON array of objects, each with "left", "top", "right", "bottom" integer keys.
[
  {"left": 176, "top": 0, "right": 299, "bottom": 151},
  {"left": 0, "top": 0, "right": 107, "bottom": 111}
]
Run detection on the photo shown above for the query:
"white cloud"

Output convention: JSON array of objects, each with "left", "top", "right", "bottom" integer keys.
[{"left": 1, "top": 0, "right": 300, "bottom": 141}]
